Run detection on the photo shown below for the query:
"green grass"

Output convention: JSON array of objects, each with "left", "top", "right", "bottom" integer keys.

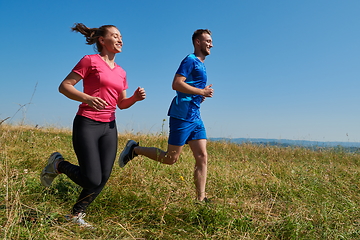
[{"left": 1, "top": 124, "right": 360, "bottom": 239}]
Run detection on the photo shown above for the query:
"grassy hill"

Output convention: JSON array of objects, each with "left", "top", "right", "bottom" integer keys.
[{"left": 1, "top": 125, "right": 359, "bottom": 239}]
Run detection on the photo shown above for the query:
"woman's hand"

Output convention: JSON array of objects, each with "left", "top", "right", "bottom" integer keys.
[
  {"left": 134, "top": 87, "right": 146, "bottom": 101},
  {"left": 85, "top": 96, "right": 108, "bottom": 111},
  {"left": 117, "top": 87, "right": 146, "bottom": 109}
]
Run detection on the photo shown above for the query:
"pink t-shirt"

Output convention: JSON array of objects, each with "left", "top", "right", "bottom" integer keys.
[{"left": 72, "top": 54, "right": 128, "bottom": 122}]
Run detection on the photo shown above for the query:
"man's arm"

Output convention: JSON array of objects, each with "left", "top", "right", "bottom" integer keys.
[{"left": 172, "top": 74, "right": 213, "bottom": 97}]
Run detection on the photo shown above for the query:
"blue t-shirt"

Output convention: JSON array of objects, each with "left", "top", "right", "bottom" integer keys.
[{"left": 168, "top": 53, "right": 207, "bottom": 122}]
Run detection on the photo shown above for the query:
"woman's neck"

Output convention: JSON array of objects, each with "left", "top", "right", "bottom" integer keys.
[
  {"left": 100, "top": 52, "right": 115, "bottom": 62},
  {"left": 99, "top": 52, "right": 116, "bottom": 68}
]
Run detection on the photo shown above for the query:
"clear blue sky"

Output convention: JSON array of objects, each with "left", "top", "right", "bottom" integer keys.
[{"left": 1, "top": 0, "right": 360, "bottom": 142}]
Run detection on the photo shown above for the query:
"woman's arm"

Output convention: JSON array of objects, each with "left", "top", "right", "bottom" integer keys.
[
  {"left": 117, "top": 87, "right": 146, "bottom": 110},
  {"left": 59, "top": 72, "right": 108, "bottom": 111}
]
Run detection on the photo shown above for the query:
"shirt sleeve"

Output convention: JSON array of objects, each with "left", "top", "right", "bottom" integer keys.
[
  {"left": 72, "top": 55, "right": 91, "bottom": 79},
  {"left": 176, "top": 55, "right": 194, "bottom": 78}
]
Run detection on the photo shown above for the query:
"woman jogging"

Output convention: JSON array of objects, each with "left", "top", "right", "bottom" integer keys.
[{"left": 40, "top": 23, "right": 146, "bottom": 227}]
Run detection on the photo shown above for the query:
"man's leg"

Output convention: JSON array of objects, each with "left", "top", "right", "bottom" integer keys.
[
  {"left": 134, "top": 144, "right": 183, "bottom": 165},
  {"left": 188, "top": 139, "right": 208, "bottom": 201}
]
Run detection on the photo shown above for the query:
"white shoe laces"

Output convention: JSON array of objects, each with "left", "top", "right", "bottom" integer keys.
[{"left": 68, "top": 213, "right": 93, "bottom": 228}]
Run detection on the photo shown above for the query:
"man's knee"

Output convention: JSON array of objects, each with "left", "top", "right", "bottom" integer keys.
[{"left": 194, "top": 152, "right": 207, "bottom": 161}]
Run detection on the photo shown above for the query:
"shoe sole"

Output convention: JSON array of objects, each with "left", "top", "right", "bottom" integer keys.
[
  {"left": 40, "top": 152, "right": 63, "bottom": 187},
  {"left": 40, "top": 170, "right": 51, "bottom": 187},
  {"left": 119, "top": 140, "right": 136, "bottom": 168}
]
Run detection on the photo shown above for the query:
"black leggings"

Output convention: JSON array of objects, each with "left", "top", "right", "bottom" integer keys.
[{"left": 58, "top": 115, "right": 118, "bottom": 214}]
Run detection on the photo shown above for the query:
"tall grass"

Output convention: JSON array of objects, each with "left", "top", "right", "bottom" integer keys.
[{"left": 0, "top": 124, "right": 359, "bottom": 239}]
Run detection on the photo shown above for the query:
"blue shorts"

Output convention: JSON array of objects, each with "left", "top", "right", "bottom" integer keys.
[{"left": 168, "top": 117, "right": 207, "bottom": 146}]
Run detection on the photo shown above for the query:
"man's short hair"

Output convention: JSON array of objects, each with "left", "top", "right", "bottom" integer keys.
[{"left": 192, "top": 29, "right": 212, "bottom": 44}]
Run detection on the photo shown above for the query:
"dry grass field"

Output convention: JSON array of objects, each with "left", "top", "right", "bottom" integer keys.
[{"left": 1, "top": 124, "right": 360, "bottom": 239}]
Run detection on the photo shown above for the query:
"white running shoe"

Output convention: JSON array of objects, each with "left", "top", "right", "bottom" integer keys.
[
  {"left": 40, "top": 152, "right": 63, "bottom": 187},
  {"left": 65, "top": 212, "right": 93, "bottom": 228}
]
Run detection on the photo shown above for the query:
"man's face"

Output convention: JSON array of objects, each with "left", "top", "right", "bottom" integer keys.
[{"left": 199, "top": 33, "right": 213, "bottom": 56}]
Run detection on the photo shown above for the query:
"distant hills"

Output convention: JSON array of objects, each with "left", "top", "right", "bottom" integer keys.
[{"left": 210, "top": 138, "right": 360, "bottom": 151}]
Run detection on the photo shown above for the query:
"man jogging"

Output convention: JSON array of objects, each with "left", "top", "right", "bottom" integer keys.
[{"left": 119, "top": 29, "right": 214, "bottom": 202}]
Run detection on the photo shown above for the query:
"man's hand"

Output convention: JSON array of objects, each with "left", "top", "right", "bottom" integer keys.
[{"left": 203, "top": 84, "right": 213, "bottom": 97}]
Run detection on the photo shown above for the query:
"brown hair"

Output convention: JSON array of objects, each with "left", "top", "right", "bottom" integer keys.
[
  {"left": 192, "top": 29, "right": 212, "bottom": 45},
  {"left": 71, "top": 23, "right": 117, "bottom": 52}
]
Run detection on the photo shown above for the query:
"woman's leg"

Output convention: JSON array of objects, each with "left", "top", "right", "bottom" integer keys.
[
  {"left": 58, "top": 116, "right": 117, "bottom": 214},
  {"left": 72, "top": 120, "right": 117, "bottom": 214},
  {"left": 58, "top": 116, "right": 103, "bottom": 188}
]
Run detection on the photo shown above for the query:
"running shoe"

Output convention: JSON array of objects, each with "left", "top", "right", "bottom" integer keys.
[
  {"left": 119, "top": 140, "right": 138, "bottom": 168},
  {"left": 65, "top": 212, "right": 93, "bottom": 228},
  {"left": 40, "top": 152, "right": 63, "bottom": 187}
]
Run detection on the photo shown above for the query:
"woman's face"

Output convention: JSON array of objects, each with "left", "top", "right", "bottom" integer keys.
[{"left": 100, "top": 27, "right": 123, "bottom": 54}]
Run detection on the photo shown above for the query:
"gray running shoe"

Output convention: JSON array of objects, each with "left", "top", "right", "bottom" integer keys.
[
  {"left": 40, "top": 152, "right": 63, "bottom": 187},
  {"left": 119, "top": 140, "right": 138, "bottom": 168},
  {"left": 65, "top": 212, "right": 93, "bottom": 228}
]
